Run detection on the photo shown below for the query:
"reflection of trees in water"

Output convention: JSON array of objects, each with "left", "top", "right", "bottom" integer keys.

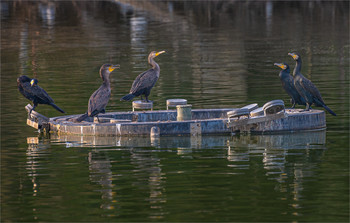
[{"left": 3, "top": 1, "right": 347, "bottom": 112}]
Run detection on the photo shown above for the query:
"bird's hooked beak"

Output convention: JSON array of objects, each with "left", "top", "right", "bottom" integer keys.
[
  {"left": 274, "top": 63, "right": 286, "bottom": 70},
  {"left": 108, "top": 64, "right": 120, "bottom": 72},
  {"left": 288, "top": 52, "right": 298, "bottom": 60},
  {"left": 155, "top": 51, "right": 165, "bottom": 57},
  {"left": 30, "top": 79, "right": 35, "bottom": 87}
]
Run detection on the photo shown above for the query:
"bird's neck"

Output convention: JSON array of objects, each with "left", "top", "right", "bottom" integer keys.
[
  {"left": 100, "top": 71, "right": 111, "bottom": 85},
  {"left": 102, "top": 76, "right": 111, "bottom": 87},
  {"left": 279, "top": 71, "right": 287, "bottom": 79},
  {"left": 103, "top": 79, "right": 110, "bottom": 86},
  {"left": 149, "top": 57, "right": 160, "bottom": 74},
  {"left": 293, "top": 59, "right": 302, "bottom": 76}
]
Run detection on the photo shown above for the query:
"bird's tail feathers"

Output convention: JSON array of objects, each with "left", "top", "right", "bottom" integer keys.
[
  {"left": 51, "top": 103, "right": 65, "bottom": 113},
  {"left": 120, "top": 94, "right": 135, "bottom": 101},
  {"left": 75, "top": 113, "right": 88, "bottom": 122},
  {"left": 322, "top": 104, "right": 337, "bottom": 116}
]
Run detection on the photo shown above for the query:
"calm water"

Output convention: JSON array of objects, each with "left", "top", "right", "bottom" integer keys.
[{"left": 1, "top": 1, "right": 349, "bottom": 222}]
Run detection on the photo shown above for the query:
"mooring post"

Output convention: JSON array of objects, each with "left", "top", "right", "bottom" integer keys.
[
  {"left": 177, "top": 104, "right": 192, "bottom": 121},
  {"left": 132, "top": 100, "right": 153, "bottom": 111},
  {"left": 166, "top": 99, "right": 187, "bottom": 110}
]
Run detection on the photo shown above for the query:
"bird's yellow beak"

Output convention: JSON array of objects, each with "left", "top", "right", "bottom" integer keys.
[
  {"left": 108, "top": 64, "right": 120, "bottom": 72},
  {"left": 155, "top": 51, "right": 165, "bottom": 57},
  {"left": 288, "top": 52, "right": 297, "bottom": 60},
  {"left": 30, "top": 79, "right": 35, "bottom": 86},
  {"left": 274, "top": 63, "right": 286, "bottom": 70}
]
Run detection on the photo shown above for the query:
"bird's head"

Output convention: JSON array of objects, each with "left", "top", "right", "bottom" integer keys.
[
  {"left": 288, "top": 52, "right": 300, "bottom": 61},
  {"left": 30, "top": 78, "right": 38, "bottom": 87},
  {"left": 99, "top": 64, "right": 120, "bottom": 80},
  {"left": 149, "top": 50, "right": 165, "bottom": 59},
  {"left": 274, "top": 62, "right": 289, "bottom": 71}
]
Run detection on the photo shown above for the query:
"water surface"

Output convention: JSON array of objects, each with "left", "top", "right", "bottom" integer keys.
[{"left": 1, "top": 1, "right": 349, "bottom": 222}]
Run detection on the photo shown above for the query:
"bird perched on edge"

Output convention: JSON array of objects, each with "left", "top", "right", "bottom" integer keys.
[
  {"left": 17, "top": 75, "right": 65, "bottom": 115},
  {"left": 274, "top": 62, "right": 306, "bottom": 108},
  {"left": 120, "top": 50, "right": 165, "bottom": 102},
  {"left": 288, "top": 52, "right": 336, "bottom": 116},
  {"left": 75, "top": 64, "right": 120, "bottom": 122}
]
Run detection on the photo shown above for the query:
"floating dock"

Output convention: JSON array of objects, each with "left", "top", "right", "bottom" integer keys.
[{"left": 25, "top": 100, "right": 326, "bottom": 136}]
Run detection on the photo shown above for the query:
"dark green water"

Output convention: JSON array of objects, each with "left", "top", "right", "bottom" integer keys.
[{"left": 1, "top": 1, "right": 349, "bottom": 222}]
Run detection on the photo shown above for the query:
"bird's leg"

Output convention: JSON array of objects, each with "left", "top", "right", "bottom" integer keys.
[
  {"left": 96, "top": 115, "right": 101, "bottom": 123},
  {"left": 145, "top": 96, "right": 149, "bottom": 102},
  {"left": 27, "top": 109, "right": 32, "bottom": 119},
  {"left": 28, "top": 104, "right": 36, "bottom": 119},
  {"left": 303, "top": 103, "right": 312, "bottom": 112},
  {"left": 141, "top": 95, "right": 144, "bottom": 101},
  {"left": 291, "top": 102, "right": 296, "bottom": 109}
]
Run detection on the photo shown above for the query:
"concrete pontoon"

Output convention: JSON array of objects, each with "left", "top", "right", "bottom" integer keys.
[{"left": 25, "top": 99, "right": 326, "bottom": 136}]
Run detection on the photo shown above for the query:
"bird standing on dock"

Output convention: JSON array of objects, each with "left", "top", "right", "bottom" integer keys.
[
  {"left": 17, "top": 75, "right": 65, "bottom": 115},
  {"left": 121, "top": 51, "right": 165, "bottom": 102},
  {"left": 274, "top": 62, "right": 306, "bottom": 108},
  {"left": 288, "top": 52, "right": 336, "bottom": 116},
  {"left": 76, "top": 64, "right": 120, "bottom": 122}
]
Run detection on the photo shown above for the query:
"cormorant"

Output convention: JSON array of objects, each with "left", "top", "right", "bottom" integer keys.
[
  {"left": 274, "top": 62, "right": 306, "bottom": 108},
  {"left": 76, "top": 64, "right": 120, "bottom": 122},
  {"left": 17, "top": 75, "right": 65, "bottom": 115},
  {"left": 121, "top": 51, "right": 165, "bottom": 102},
  {"left": 288, "top": 52, "right": 336, "bottom": 116}
]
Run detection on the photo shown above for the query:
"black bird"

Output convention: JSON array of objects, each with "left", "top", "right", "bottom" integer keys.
[
  {"left": 121, "top": 51, "right": 165, "bottom": 102},
  {"left": 288, "top": 52, "right": 336, "bottom": 116},
  {"left": 76, "top": 64, "right": 120, "bottom": 122},
  {"left": 17, "top": 75, "right": 65, "bottom": 115},
  {"left": 274, "top": 62, "right": 306, "bottom": 108}
]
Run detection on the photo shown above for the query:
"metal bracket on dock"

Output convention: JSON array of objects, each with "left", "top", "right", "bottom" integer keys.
[
  {"left": 25, "top": 104, "right": 50, "bottom": 131},
  {"left": 226, "top": 112, "right": 286, "bottom": 130}
]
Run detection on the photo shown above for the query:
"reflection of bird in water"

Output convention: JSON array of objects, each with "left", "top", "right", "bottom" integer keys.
[
  {"left": 121, "top": 51, "right": 165, "bottom": 102},
  {"left": 274, "top": 62, "right": 306, "bottom": 108},
  {"left": 17, "top": 75, "right": 65, "bottom": 115},
  {"left": 76, "top": 64, "right": 120, "bottom": 122},
  {"left": 288, "top": 52, "right": 336, "bottom": 116}
]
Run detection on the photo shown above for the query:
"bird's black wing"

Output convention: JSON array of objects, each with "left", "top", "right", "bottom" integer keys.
[
  {"left": 88, "top": 85, "right": 111, "bottom": 117},
  {"left": 31, "top": 85, "right": 55, "bottom": 104},
  {"left": 130, "top": 69, "right": 158, "bottom": 94},
  {"left": 299, "top": 76, "right": 325, "bottom": 104}
]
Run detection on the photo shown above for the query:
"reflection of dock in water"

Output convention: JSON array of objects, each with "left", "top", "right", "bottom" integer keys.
[
  {"left": 49, "top": 130, "right": 326, "bottom": 149},
  {"left": 26, "top": 130, "right": 326, "bottom": 217},
  {"left": 50, "top": 134, "right": 230, "bottom": 149},
  {"left": 226, "top": 130, "right": 326, "bottom": 216}
]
